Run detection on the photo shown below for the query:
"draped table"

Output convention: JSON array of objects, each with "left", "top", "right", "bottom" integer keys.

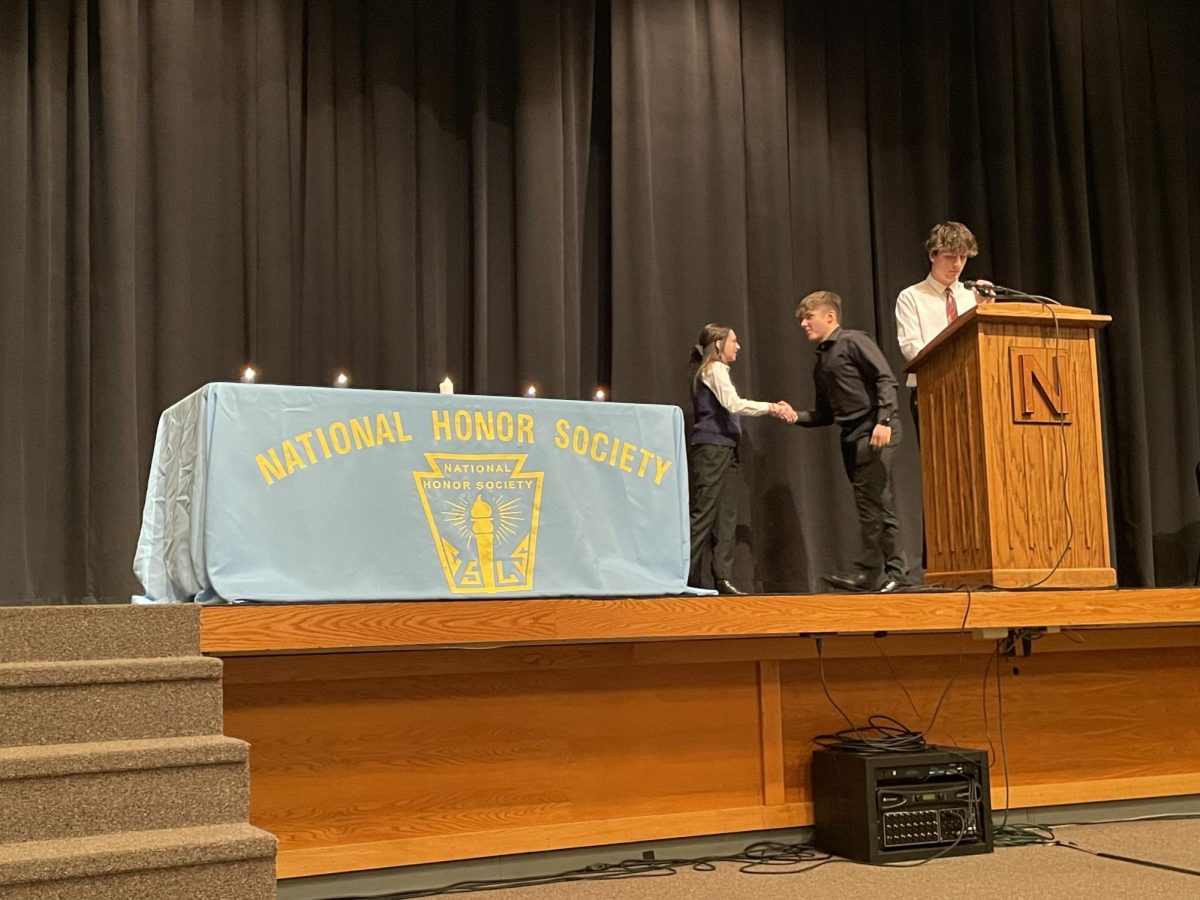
[{"left": 134, "top": 383, "right": 690, "bottom": 603}]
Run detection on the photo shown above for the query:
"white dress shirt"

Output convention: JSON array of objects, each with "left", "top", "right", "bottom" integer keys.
[
  {"left": 700, "top": 362, "right": 770, "bottom": 415},
  {"left": 895, "top": 275, "right": 978, "bottom": 386}
]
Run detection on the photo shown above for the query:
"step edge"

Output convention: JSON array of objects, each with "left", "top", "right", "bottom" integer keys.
[
  {"left": 0, "top": 735, "right": 249, "bottom": 779},
  {"left": 0, "top": 656, "right": 222, "bottom": 687},
  {"left": 0, "top": 824, "right": 277, "bottom": 884}
]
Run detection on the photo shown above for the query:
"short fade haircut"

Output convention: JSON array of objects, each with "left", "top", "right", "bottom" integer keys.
[
  {"left": 795, "top": 290, "right": 842, "bottom": 322},
  {"left": 925, "top": 221, "right": 979, "bottom": 258}
]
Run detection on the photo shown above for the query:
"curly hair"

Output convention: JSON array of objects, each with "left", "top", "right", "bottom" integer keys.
[{"left": 924, "top": 221, "right": 979, "bottom": 258}]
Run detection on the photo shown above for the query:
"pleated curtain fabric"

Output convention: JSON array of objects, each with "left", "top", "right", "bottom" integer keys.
[{"left": 2, "top": 0, "right": 1199, "bottom": 601}]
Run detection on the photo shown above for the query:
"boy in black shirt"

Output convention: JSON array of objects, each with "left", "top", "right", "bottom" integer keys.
[{"left": 794, "top": 290, "right": 907, "bottom": 593}]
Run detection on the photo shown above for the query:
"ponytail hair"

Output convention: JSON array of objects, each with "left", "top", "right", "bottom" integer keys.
[{"left": 691, "top": 323, "right": 732, "bottom": 392}]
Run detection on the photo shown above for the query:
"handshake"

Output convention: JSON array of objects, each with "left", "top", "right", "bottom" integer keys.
[{"left": 768, "top": 400, "right": 798, "bottom": 424}]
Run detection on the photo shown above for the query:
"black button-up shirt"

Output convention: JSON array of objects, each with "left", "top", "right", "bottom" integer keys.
[{"left": 796, "top": 327, "right": 899, "bottom": 436}]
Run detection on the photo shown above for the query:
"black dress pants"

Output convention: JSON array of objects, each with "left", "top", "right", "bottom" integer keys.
[
  {"left": 840, "top": 434, "right": 906, "bottom": 582},
  {"left": 688, "top": 443, "right": 739, "bottom": 586},
  {"left": 909, "top": 386, "right": 920, "bottom": 446},
  {"left": 910, "top": 386, "right": 928, "bottom": 570}
]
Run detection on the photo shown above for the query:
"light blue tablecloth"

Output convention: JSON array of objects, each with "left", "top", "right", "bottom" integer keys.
[{"left": 134, "top": 383, "right": 691, "bottom": 602}]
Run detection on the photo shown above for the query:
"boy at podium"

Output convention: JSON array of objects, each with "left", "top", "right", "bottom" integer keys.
[
  {"left": 895, "top": 221, "right": 994, "bottom": 439},
  {"left": 793, "top": 291, "right": 907, "bottom": 593}
]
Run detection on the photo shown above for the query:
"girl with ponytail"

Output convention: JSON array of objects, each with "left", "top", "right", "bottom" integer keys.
[{"left": 688, "top": 324, "right": 796, "bottom": 594}]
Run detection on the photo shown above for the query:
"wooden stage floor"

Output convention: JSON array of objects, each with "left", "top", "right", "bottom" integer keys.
[{"left": 200, "top": 588, "right": 1200, "bottom": 879}]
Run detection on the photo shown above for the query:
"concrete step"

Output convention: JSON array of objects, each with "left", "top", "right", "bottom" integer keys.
[
  {"left": 0, "top": 604, "right": 200, "bottom": 663},
  {"left": 0, "top": 657, "right": 224, "bottom": 747},
  {"left": 0, "top": 823, "right": 277, "bottom": 899},
  {"left": 0, "top": 735, "right": 250, "bottom": 842}
]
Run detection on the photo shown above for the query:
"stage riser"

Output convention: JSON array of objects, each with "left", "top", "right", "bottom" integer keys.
[
  {"left": 200, "top": 589, "right": 1200, "bottom": 654},
  {"left": 209, "top": 609, "right": 1200, "bottom": 879}
]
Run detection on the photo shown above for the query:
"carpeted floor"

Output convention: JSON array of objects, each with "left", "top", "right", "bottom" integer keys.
[{"left": 469, "top": 819, "right": 1200, "bottom": 900}]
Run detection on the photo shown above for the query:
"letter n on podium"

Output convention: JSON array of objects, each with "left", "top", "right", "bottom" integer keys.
[{"left": 1009, "top": 348, "right": 1071, "bottom": 425}]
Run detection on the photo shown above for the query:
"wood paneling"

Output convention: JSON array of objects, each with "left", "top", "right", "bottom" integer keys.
[
  {"left": 214, "top": 626, "right": 1200, "bottom": 681},
  {"left": 918, "top": 317, "right": 989, "bottom": 574},
  {"left": 906, "top": 303, "right": 1115, "bottom": 588},
  {"left": 922, "top": 567, "right": 1121, "bottom": 589},
  {"left": 780, "top": 642, "right": 1200, "bottom": 801},
  {"left": 274, "top": 803, "right": 813, "bottom": 878},
  {"left": 223, "top": 657, "right": 765, "bottom": 859},
  {"left": 201, "top": 589, "right": 1200, "bottom": 654},
  {"left": 757, "top": 660, "right": 785, "bottom": 806},
  {"left": 206, "top": 602, "right": 1200, "bottom": 879},
  {"left": 980, "top": 324, "right": 1110, "bottom": 577}
]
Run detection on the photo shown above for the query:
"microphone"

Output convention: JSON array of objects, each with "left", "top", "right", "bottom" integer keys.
[{"left": 962, "top": 279, "right": 1062, "bottom": 305}]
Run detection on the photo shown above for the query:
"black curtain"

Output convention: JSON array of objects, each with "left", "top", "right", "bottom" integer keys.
[{"left": 2, "top": 0, "right": 1197, "bottom": 603}]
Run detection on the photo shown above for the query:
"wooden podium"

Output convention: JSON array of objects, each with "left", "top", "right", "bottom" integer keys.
[{"left": 904, "top": 302, "right": 1116, "bottom": 588}]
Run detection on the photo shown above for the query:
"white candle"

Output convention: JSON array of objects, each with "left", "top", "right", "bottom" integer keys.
[{"left": 439, "top": 376, "right": 454, "bottom": 394}]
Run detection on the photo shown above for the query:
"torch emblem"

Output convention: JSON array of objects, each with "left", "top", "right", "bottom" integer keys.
[{"left": 413, "top": 453, "right": 544, "bottom": 594}]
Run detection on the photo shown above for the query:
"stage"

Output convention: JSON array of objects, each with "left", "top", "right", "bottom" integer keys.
[{"left": 201, "top": 588, "right": 1200, "bottom": 879}]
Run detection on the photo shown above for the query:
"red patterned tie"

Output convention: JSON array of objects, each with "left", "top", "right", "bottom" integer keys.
[{"left": 945, "top": 286, "right": 959, "bottom": 324}]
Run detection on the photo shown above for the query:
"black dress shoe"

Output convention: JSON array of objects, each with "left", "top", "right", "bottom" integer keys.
[
  {"left": 878, "top": 577, "right": 905, "bottom": 593},
  {"left": 716, "top": 579, "right": 747, "bottom": 595},
  {"left": 822, "top": 572, "right": 873, "bottom": 592}
]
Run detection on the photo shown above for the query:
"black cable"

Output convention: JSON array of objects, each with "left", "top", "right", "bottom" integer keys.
[
  {"left": 992, "top": 636, "right": 1014, "bottom": 835},
  {"left": 812, "top": 637, "right": 931, "bottom": 754},
  {"left": 1053, "top": 839, "right": 1200, "bottom": 877},
  {"left": 957, "top": 301, "right": 1074, "bottom": 594},
  {"left": 979, "top": 628, "right": 1196, "bottom": 853},
  {"left": 872, "top": 635, "right": 923, "bottom": 724},
  {"left": 1012, "top": 302, "right": 1076, "bottom": 590},
  {"left": 319, "top": 841, "right": 838, "bottom": 899},
  {"left": 813, "top": 635, "right": 860, "bottom": 733},
  {"left": 980, "top": 641, "right": 1000, "bottom": 767},
  {"left": 811, "top": 590, "right": 973, "bottom": 758},
  {"left": 811, "top": 714, "right": 930, "bottom": 754},
  {"left": 320, "top": 816, "right": 1200, "bottom": 899},
  {"left": 997, "top": 822, "right": 1059, "bottom": 847},
  {"left": 812, "top": 721, "right": 927, "bottom": 755},
  {"left": 1051, "top": 813, "right": 1200, "bottom": 827},
  {"left": 987, "top": 635, "right": 1057, "bottom": 847},
  {"left": 920, "top": 590, "right": 973, "bottom": 737}
]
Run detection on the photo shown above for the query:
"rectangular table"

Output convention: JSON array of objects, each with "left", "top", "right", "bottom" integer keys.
[{"left": 134, "top": 383, "right": 690, "bottom": 602}]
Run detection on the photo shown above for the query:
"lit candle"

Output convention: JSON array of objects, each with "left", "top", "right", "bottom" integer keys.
[
  {"left": 524, "top": 385, "right": 537, "bottom": 398},
  {"left": 334, "top": 371, "right": 350, "bottom": 388},
  {"left": 239, "top": 366, "right": 257, "bottom": 384},
  {"left": 593, "top": 387, "right": 607, "bottom": 401},
  {"left": 439, "top": 376, "right": 454, "bottom": 394}
]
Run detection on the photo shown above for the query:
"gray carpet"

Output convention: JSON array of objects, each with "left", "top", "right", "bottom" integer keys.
[
  {"left": 1, "top": 605, "right": 276, "bottom": 899},
  {"left": 471, "top": 819, "right": 1200, "bottom": 900}
]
